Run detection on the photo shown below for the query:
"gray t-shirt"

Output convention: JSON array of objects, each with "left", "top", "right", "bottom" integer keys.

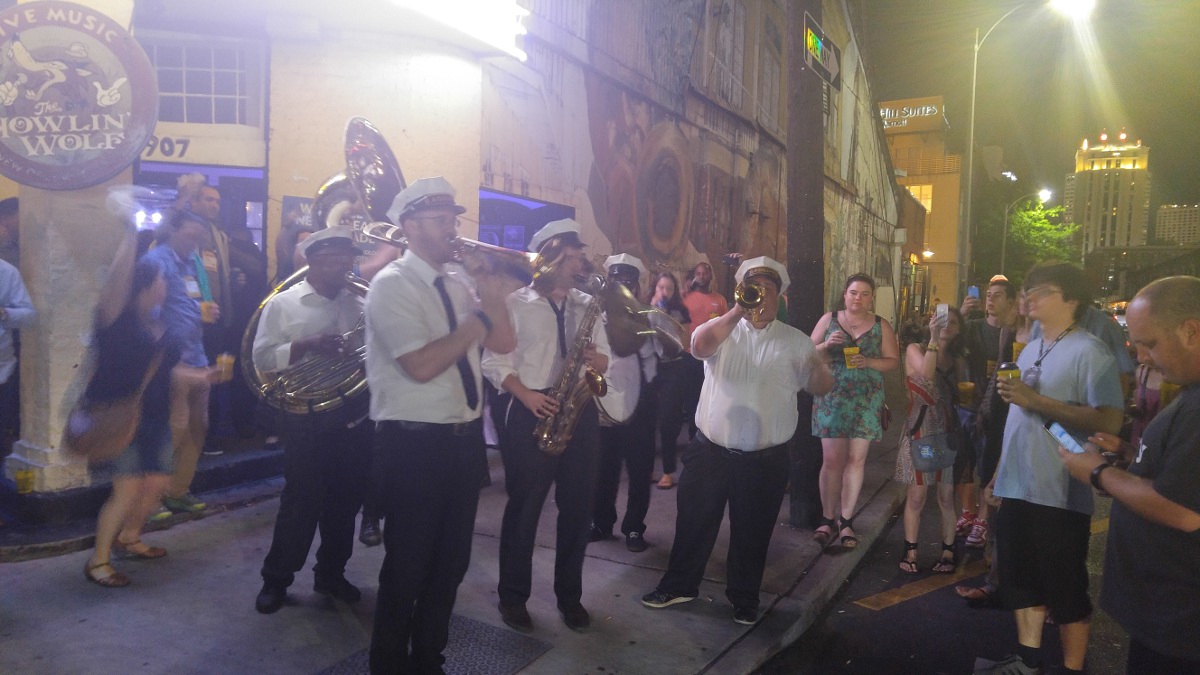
[{"left": 992, "top": 330, "right": 1123, "bottom": 514}]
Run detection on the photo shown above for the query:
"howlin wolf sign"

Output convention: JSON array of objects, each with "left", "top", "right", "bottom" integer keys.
[{"left": 0, "top": 1, "right": 157, "bottom": 190}]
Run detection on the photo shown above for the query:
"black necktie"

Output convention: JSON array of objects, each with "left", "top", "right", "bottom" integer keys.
[
  {"left": 433, "top": 276, "right": 479, "bottom": 410},
  {"left": 547, "top": 298, "right": 568, "bottom": 358}
]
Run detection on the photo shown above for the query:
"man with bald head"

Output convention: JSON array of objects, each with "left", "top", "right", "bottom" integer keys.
[{"left": 1059, "top": 275, "right": 1200, "bottom": 674}]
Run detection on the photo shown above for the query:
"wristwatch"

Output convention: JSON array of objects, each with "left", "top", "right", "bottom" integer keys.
[{"left": 1090, "top": 462, "right": 1112, "bottom": 490}]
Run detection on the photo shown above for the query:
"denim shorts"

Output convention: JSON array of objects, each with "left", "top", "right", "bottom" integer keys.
[{"left": 89, "top": 418, "right": 173, "bottom": 482}]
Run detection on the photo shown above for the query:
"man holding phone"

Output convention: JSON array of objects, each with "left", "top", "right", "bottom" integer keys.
[{"left": 977, "top": 263, "right": 1123, "bottom": 675}]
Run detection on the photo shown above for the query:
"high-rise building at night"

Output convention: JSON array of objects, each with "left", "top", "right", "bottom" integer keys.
[
  {"left": 1155, "top": 204, "right": 1200, "bottom": 246},
  {"left": 1063, "top": 130, "right": 1150, "bottom": 255}
]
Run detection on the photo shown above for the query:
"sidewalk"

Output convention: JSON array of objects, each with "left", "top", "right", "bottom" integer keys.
[{"left": 0, "top": 371, "right": 906, "bottom": 674}]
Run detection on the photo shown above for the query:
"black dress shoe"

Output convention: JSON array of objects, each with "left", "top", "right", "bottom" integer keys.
[
  {"left": 558, "top": 601, "right": 590, "bottom": 632},
  {"left": 625, "top": 532, "right": 648, "bottom": 552},
  {"left": 498, "top": 602, "right": 533, "bottom": 632},
  {"left": 588, "top": 526, "right": 614, "bottom": 543},
  {"left": 359, "top": 519, "right": 382, "bottom": 547},
  {"left": 314, "top": 576, "right": 362, "bottom": 604},
  {"left": 255, "top": 584, "right": 286, "bottom": 614}
]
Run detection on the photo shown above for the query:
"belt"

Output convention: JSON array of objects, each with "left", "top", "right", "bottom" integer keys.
[
  {"left": 696, "top": 431, "right": 788, "bottom": 460},
  {"left": 376, "top": 418, "right": 482, "bottom": 436}
]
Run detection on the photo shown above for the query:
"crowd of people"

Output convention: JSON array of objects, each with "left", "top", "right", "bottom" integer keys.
[{"left": 5, "top": 170, "right": 1198, "bottom": 673}]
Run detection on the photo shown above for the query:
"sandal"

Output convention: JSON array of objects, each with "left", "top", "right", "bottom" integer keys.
[
  {"left": 114, "top": 538, "right": 168, "bottom": 559},
  {"left": 932, "top": 542, "right": 956, "bottom": 574},
  {"left": 85, "top": 561, "right": 130, "bottom": 588},
  {"left": 656, "top": 474, "right": 675, "bottom": 490},
  {"left": 812, "top": 517, "right": 837, "bottom": 548},
  {"left": 954, "top": 584, "right": 999, "bottom": 608},
  {"left": 838, "top": 516, "right": 858, "bottom": 549},
  {"left": 899, "top": 541, "right": 919, "bottom": 574}
]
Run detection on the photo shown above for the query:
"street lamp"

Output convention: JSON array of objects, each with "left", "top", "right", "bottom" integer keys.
[
  {"left": 964, "top": 0, "right": 1093, "bottom": 279},
  {"left": 1000, "top": 189, "right": 1052, "bottom": 275}
]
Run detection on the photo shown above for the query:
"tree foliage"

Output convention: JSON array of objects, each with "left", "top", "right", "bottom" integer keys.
[{"left": 971, "top": 192, "right": 1078, "bottom": 287}]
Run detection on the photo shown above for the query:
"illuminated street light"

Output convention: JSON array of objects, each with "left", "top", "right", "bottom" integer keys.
[
  {"left": 390, "top": 0, "right": 529, "bottom": 61},
  {"left": 1000, "top": 189, "right": 1053, "bottom": 275},
  {"left": 964, "top": 0, "right": 1094, "bottom": 280},
  {"left": 923, "top": 247, "right": 935, "bottom": 259}
]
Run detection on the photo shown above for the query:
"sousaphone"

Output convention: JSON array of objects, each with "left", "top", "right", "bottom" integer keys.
[{"left": 239, "top": 117, "right": 406, "bottom": 421}]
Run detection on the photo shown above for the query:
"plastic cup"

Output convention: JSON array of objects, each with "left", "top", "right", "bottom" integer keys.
[
  {"left": 996, "top": 361, "right": 1020, "bottom": 380},
  {"left": 200, "top": 301, "right": 218, "bottom": 324},
  {"left": 957, "top": 381, "right": 976, "bottom": 406},
  {"left": 843, "top": 346, "right": 860, "bottom": 369},
  {"left": 1012, "top": 342, "right": 1027, "bottom": 363},
  {"left": 216, "top": 353, "right": 235, "bottom": 383},
  {"left": 14, "top": 468, "right": 34, "bottom": 494}
]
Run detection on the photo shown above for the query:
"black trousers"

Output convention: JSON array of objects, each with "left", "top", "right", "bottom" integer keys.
[
  {"left": 260, "top": 417, "right": 371, "bottom": 588},
  {"left": 594, "top": 387, "right": 657, "bottom": 536},
  {"left": 497, "top": 397, "right": 599, "bottom": 607},
  {"left": 654, "top": 358, "right": 689, "bottom": 474},
  {"left": 368, "top": 420, "right": 486, "bottom": 675},
  {"left": 656, "top": 433, "right": 790, "bottom": 610}
]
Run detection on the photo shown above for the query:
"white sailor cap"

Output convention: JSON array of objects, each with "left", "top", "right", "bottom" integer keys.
[
  {"left": 385, "top": 176, "right": 466, "bottom": 226},
  {"left": 296, "top": 225, "right": 363, "bottom": 258},
  {"left": 528, "top": 218, "right": 584, "bottom": 254},
  {"left": 735, "top": 255, "right": 790, "bottom": 295},
  {"left": 604, "top": 253, "right": 649, "bottom": 282}
]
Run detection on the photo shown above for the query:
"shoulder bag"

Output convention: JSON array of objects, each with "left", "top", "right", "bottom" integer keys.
[
  {"left": 62, "top": 351, "right": 164, "bottom": 463},
  {"left": 908, "top": 403, "right": 957, "bottom": 473}
]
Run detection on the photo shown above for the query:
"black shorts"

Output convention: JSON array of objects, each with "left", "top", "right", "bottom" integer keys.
[{"left": 994, "top": 498, "right": 1092, "bottom": 624}]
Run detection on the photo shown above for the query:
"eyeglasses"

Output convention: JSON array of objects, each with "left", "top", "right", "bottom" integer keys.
[
  {"left": 408, "top": 215, "right": 461, "bottom": 228},
  {"left": 1025, "top": 285, "right": 1061, "bottom": 300}
]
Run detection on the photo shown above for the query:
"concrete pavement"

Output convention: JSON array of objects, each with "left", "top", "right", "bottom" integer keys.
[{"left": 0, "top": 374, "right": 907, "bottom": 674}]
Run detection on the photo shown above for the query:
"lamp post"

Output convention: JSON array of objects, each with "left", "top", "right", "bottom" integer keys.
[
  {"left": 1000, "top": 189, "right": 1052, "bottom": 275},
  {"left": 964, "top": 0, "right": 1094, "bottom": 279}
]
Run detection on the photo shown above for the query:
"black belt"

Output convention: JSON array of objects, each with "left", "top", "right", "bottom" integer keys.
[
  {"left": 696, "top": 430, "right": 788, "bottom": 460},
  {"left": 376, "top": 418, "right": 482, "bottom": 436}
]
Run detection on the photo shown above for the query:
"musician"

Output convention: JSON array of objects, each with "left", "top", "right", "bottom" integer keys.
[
  {"left": 590, "top": 254, "right": 658, "bottom": 553},
  {"left": 641, "top": 256, "right": 834, "bottom": 625},
  {"left": 482, "top": 219, "right": 611, "bottom": 633},
  {"left": 252, "top": 226, "right": 372, "bottom": 615},
  {"left": 364, "top": 177, "right": 518, "bottom": 674}
]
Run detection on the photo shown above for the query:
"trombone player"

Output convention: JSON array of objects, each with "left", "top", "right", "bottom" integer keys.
[
  {"left": 482, "top": 219, "right": 611, "bottom": 633},
  {"left": 364, "top": 177, "right": 519, "bottom": 674},
  {"left": 253, "top": 226, "right": 373, "bottom": 615},
  {"left": 641, "top": 256, "right": 833, "bottom": 625}
]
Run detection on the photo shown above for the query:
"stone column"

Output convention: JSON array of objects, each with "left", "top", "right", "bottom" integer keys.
[{"left": 4, "top": 0, "right": 135, "bottom": 494}]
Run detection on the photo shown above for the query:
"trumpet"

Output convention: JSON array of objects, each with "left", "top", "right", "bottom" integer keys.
[{"left": 735, "top": 281, "right": 767, "bottom": 322}]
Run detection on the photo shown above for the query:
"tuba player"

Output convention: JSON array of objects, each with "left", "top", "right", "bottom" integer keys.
[
  {"left": 253, "top": 226, "right": 373, "bottom": 614},
  {"left": 481, "top": 219, "right": 610, "bottom": 633}
]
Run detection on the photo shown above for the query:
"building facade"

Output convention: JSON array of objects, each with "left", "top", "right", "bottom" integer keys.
[
  {"left": 1065, "top": 130, "right": 1150, "bottom": 255},
  {"left": 1155, "top": 204, "right": 1200, "bottom": 246}
]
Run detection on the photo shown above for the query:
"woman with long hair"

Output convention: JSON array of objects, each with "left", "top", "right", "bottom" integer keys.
[
  {"left": 810, "top": 273, "right": 899, "bottom": 548},
  {"left": 82, "top": 222, "right": 187, "bottom": 587},
  {"left": 897, "top": 308, "right": 966, "bottom": 574},
  {"left": 648, "top": 272, "right": 691, "bottom": 489}
]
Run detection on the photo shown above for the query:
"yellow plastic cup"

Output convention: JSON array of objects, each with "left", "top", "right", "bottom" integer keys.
[
  {"left": 216, "top": 353, "right": 235, "bottom": 383},
  {"left": 843, "top": 346, "right": 860, "bottom": 369},
  {"left": 958, "top": 381, "right": 976, "bottom": 406},
  {"left": 14, "top": 468, "right": 35, "bottom": 494}
]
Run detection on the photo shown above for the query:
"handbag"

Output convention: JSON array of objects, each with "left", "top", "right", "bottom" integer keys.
[
  {"left": 880, "top": 404, "right": 892, "bottom": 431},
  {"left": 908, "top": 404, "right": 957, "bottom": 473},
  {"left": 62, "top": 351, "right": 164, "bottom": 463}
]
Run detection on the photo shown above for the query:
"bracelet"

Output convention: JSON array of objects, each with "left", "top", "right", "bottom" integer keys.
[
  {"left": 1090, "top": 462, "right": 1112, "bottom": 490},
  {"left": 472, "top": 309, "right": 494, "bottom": 336},
  {"left": 926, "top": 343, "right": 939, "bottom": 352}
]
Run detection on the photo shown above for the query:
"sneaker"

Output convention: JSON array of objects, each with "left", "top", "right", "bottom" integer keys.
[
  {"left": 147, "top": 505, "right": 173, "bottom": 523},
  {"left": 358, "top": 518, "right": 382, "bottom": 547},
  {"left": 255, "top": 584, "right": 287, "bottom": 614},
  {"left": 956, "top": 510, "right": 977, "bottom": 537},
  {"left": 641, "top": 590, "right": 696, "bottom": 608},
  {"left": 163, "top": 494, "right": 206, "bottom": 513},
  {"left": 973, "top": 654, "right": 1041, "bottom": 675},
  {"left": 625, "top": 532, "right": 648, "bottom": 553},
  {"left": 732, "top": 606, "right": 758, "bottom": 625},
  {"left": 966, "top": 519, "right": 989, "bottom": 548}
]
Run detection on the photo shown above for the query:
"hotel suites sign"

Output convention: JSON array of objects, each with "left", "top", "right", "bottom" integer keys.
[
  {"left": 0, "top": 1, "right": 157, "bottom": 190},
  {"left": 879, "top": 96, "right": 946, "bottom": 134}
]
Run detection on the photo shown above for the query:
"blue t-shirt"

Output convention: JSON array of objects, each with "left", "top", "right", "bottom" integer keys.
[
  {"left": 992, "top": 330, "right": 1123, "bottom": 514},
  {"left": 142, "top": 246, "right": 207, "bottom": 367}
]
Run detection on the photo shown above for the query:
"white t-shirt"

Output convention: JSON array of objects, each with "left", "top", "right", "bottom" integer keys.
[{"left": 694, "top": 318, "right": 820, "bottom": 451}]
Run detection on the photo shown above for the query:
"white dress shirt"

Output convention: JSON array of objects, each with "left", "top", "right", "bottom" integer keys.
[
  {"left": 598, "top": 334, "right": 657, "bottom": 425},
  {"left": 482, "top": 285, "right": 612, "bottom": 392},
  {"left": 365, "top": 251, "right": 484, "bottom": 423},
  {"left": 694, "top": 319, "right": 819, "bottom": 451},
  {"left": 252, "top": 279, "right": 363, "bottom": 374}
]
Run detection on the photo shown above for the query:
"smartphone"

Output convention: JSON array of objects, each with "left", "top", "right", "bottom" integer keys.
[
  {"left": 1043, "top": 420, "right": 1086, "bottom": 454},
  {"left": 936, "top": 303, "right": 949, "bottom": 319},
  {"left": 968, "top": 285, "right": 980, "bottom": 299}
]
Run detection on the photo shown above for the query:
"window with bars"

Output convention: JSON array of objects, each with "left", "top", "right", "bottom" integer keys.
[{"left": 139, "top": 39, "right": 262, "bottom": 126}]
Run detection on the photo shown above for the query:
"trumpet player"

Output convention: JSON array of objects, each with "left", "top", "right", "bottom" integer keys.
[
  {"left": 590, "top": 254, "right": 659, "bottom": 553},
  {"left": 481, "top": 219, "right": 611, "bottom": 633},
  {"left": 642, "top": 256, "right": 833, "bottom": 625},
  {"left": 252, "top": 226, "right": 373, "bottom": 615},
  {"left": 364, "top": 177, "right": 519, "bottom": 674}
]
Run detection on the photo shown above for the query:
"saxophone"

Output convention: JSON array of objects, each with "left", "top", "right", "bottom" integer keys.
[{"left": 534, "top": 275, "right": 609, "bottom": 456}]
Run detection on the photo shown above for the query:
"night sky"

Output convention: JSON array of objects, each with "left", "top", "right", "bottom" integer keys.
[{"left": 859, "top": 0, "right": 1200, "bottom": 214}]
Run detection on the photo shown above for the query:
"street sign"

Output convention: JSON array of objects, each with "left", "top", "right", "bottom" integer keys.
[{"left": 804, "top": 12, "right": 841, "bottom": 91}]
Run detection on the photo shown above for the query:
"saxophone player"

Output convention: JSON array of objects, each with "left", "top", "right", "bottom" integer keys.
[
  {"left": 641, "top": 256, "right": 834, "bottom": 625},
  {"left": 253, "top": 226, "right": 372, "bottom": 615},
  {"left": 364, "top": 177, "right": 519, "bottom": 674},
  {"left": 482, "top": 219, "right": 611, "bottom": 633}
]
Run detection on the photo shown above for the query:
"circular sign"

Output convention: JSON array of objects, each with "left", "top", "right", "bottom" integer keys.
[{"left": 0, "top": 1, "right": 158, "bottom": 190}]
